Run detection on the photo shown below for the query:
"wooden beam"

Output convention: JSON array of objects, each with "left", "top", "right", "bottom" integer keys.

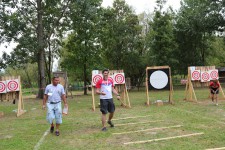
[
  {"left": 115, "top": 120, "right": 163, "bottom": 127},
  {"left": 205, "top": 147, "right": 225, "bottom": 150},
  {"left": 113, "top": 125, "right": 182, "bottom": 135},
  {"left": 124, "top": 132, "right": 204, "bottom": 145},
  {"left": 112, "top": 115, "right": 152, "bottom": 121},
  {"left": 91, "top": 86, "right": 95, "bottom": 111}
]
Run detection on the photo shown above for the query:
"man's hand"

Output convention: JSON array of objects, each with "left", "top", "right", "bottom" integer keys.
[
  {"left": 100, "top": 92, "right": 106, "bottom": 95},
  {"left": 64, "top": 103, "right": 68, "bottom": 108},
  {"left": 117, "top": 95, "right": 120, "bottom": 100}
]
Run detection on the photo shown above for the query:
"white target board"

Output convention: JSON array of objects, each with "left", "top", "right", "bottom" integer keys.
[
  {"left": 149, "top": 70, "right": 169, "bottom": 89},
  {"left": 6, "top": 79, "right": 20, "bottom": 92},
  {"left": 114, "top": 73, "right": 125, "bottom": 84},
  {"left": 191, "top": 70, "right": 201, "bottom": 81},
  {"left": 92, "top": 70, "right": 99, "bottom": 75},
  {"left": 0, "top": 81, "right": 7, "bottom": 93},
  {"left": 92, "top": 74, "right": 103, "bottom": 86},
  {"left": 209, "top": 69, "right": 219, "bottom": 80},
  {"left": 201, "top": 71, "right": 210, "bottom": 82}
]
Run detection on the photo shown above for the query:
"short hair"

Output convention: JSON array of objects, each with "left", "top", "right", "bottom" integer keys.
[
  {"left": 102, "top": 69, "right": 109, "bottom": 74},
  {"left": 52, "top": 76, "right": 59, "bottom": 80}
]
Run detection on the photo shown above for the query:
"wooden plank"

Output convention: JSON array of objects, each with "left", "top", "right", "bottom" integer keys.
[
  {"left": 146, "top": 66, "right": 170, "bottom": 70},
  {"left": 115, "top": 120, "right": 163, "bottom": 127},
  {"left": 112, "top": 115, "right": 152, "bottom": 121},
  {"left": 146, "top": 67, "right": 150, "bottom": 105},
  {"left": 124, "top": 132, "right": 204, "bottom": 145},
  {"left": 113, "top": 125, "right": 182, "bottom": 135},
  {"left": 92, "top": 86, "right": 95, "bottom": 111},
  {"left": 205, "top": 147, "right": 225, "bottom": 150}
]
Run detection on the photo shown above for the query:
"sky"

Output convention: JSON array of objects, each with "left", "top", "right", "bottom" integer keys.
[
  {"left": 102, "top": 0, "right": 181, "bottom": 14},
  {"left": 0, "top": 0, "right": 181, "bottom": 58}
]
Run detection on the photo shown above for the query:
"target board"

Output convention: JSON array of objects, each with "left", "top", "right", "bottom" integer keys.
[
  {"left": 148, "top": 69, "right": 170, "bottom": 90},
  {"left": 6, "top": 79, "right": 20, "bottom": 92},
  {"left": 92, "top": 74, "right": 103, "bottom": 86},
  {"left": 108, "top": 76, "right": 114, "bottom": 83},
  {"left": 209, "top": 69, "right": 218, "bottom": 80},
  {"left": 0, "top": 81, "right": 7, "bottom": 93},
  {"left": 114, "top": 73, "right": 125, "bottom": 84},
  {"left": 201, "top": 71, "right": 210, "bottom": 82},
  {"left": 191, "top": 70, "right": 200, "bottom": 81}
]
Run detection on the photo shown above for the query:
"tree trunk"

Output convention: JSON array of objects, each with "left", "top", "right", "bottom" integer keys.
[
  {"left": 37, "top": 0, "right": 46, "bottom": 99},
  {"left": 83, "top": 57, "right": 88, "bottom": 95}
]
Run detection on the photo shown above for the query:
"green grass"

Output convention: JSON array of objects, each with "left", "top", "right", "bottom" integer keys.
[{"left": 1, "top": 88, "right": 225, "bottom": 150}]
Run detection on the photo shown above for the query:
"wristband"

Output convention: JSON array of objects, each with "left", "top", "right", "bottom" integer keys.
[{"left": 117, "top": 94, "right": 120, "bottom": 96}]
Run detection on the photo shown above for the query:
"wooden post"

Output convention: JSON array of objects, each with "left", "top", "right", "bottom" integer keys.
[
  {"left": 91, "top": 86, "right": 95, "bottom": 111},
  {"left": 17, "top": 76, "right": 26, "bottom": 117},
  {"left": 125, "top": 83, "right": 131, "bottom": 108},
  {"left": 146, "top": 67, "right": 150, "bottom": 105}
]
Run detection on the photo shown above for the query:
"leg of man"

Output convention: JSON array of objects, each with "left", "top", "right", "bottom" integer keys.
[
  {"left": 107, "top": 99, "right": 115, "bottom": 127},
  {"left": 102, "top": 114, "right": 106, "bottom": 128},
  {"left": 215, "top": 94, "right": 218, "bottom": 105},
  {"left": 55, "top": 103, "right": 62, "bottom": 136}
]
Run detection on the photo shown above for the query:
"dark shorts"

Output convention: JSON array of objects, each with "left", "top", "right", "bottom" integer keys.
[
  {"left": 100, "top": 99, "right": 115, "bottom": 114},
  {"left": 211, "top": 88, "right": 219, "bottom": 94}
]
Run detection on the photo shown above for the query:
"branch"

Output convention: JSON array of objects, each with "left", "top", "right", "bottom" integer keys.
[{"left": 47, "top": 0, "right": 72, "bottom": 39}]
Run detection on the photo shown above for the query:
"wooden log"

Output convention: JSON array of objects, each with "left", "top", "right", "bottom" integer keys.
[{"left": 124, "top": 132, "right": 204, "bottom": 145}]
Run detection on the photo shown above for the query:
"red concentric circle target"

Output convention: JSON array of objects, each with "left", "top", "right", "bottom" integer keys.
[
  {"left": 108, "top": 76, "right": 114, "bottom": 82},
  {"left": 210, "top": 70, "right": 218, "bottom": 80},
  {"left": 201, "top": 72, "right": 210, "bottom": 81},
  {"left": 0, "top": 81, "right": 6, "bottom": 93},
  {"left": 92, "top": 74, "right": 103, "bottom": 85},
  {"left": 114, "top": 74, "right": 125, "bottom": 84},
  {"left": 191, "top": 71, "right": 200, "bottom": 80},
  {"left": 7, "top": 80, "right": 19, "bottom": 91}
]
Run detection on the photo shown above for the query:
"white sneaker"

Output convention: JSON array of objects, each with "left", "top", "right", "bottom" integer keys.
[{"left": 216, "top": 103, "right": 218, "bottom": 106}]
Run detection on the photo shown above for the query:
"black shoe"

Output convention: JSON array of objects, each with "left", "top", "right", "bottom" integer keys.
[
  {"left": 101, "top": 127, "right": 107, "bottom": 131},
  {"left": 55, "top": 131, "right": 60, "bottom": 136},
  {"left": 50, "top": 126, "right": 54, "bottom": 133},
  {"left": 107, "top": 120, "right": 114, "bottom": 127}
]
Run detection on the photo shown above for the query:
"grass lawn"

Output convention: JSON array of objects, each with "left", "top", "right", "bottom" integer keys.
[{"left": 1, "top": 88, "right": 225, "bottom": 150}]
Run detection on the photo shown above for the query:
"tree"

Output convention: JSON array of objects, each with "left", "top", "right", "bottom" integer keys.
[
  {"left": 146, "top": 0, "right": 178, "bottom": 69},
  {"left": 60, "top": 0, "right": 102, "bottom": 95},
  {"left": 0, "top": 0, "right": 72, "bottom": 98},
  {"left": 100, "top": 0, "right": 145, "bottom": 87},
  {"left": 174, "top": 0, "right": 225, "bottom": 75}
]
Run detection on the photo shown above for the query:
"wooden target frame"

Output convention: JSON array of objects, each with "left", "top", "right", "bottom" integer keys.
[
  {"left": 0, "top": 76, "right": 26, "bottom": 117},
  {"left": 146, "top": 66, "right": 173, "bottom": 106},
  {"left": 184, "top": 66, "right": 225, "bottom": 102},
  {"left": 91, "top": 70, "right": 131, "bottom": 111}
]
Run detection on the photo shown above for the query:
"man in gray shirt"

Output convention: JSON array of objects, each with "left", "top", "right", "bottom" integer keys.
[{"left": 42, "top": 76, "right": 68, "bottom": 136}]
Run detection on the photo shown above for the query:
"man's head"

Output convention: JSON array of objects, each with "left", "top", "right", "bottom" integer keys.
[
  {"left": 52, "top": 76, "right": 60, "bottom": 86},
  {"left": 102, "top": 69, "right": 109, "bottom": 80},
  {"left": 213, "top": 79, "right": 218, "bottom": 83}
]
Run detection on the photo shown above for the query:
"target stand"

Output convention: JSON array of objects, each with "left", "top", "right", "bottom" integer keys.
[
  {"left": 0, "top": 76, "right": 26, "bottom": 117},
  {"left": 91, "top": 70, "right": 131, "bottom": 111},
  {"left": 184, "top": 66, "right": 225, "bottom": 102},
  {"left": 146, "top": 66, "right": 173, "bottom": 106}
]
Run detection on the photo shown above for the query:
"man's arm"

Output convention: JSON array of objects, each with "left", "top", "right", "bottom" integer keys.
[
  {"left": 112, "top": 87, "right": 120, "bottom": 100},
  {"left": 62, "top": 94, "right": 68, "bottom": 106},
  {"left": 42, "top": 94, "right": 48, "bottom": 109},
  {"left": 96, "top": 88, "right": 106, "bottom": 95}
]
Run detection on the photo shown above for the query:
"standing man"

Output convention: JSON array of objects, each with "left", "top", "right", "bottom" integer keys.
[
  {"left": 42, "top": 76, "right": 68, "bottom": 136},
  {"left": 96, "top": 69, "right": 120, "bottom": 131},
  {"left": 209, "top": 79, "right": 220, "bottom": 105}
]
